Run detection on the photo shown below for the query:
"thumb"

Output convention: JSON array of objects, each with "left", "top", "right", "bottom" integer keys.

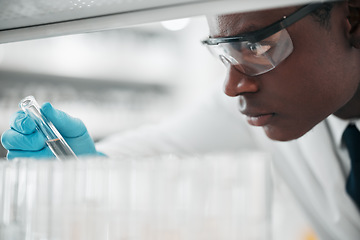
[{"left": 40, "top": 102, "right": 87, "bottom": 138}]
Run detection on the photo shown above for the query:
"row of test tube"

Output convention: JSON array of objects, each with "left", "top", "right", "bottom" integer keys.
[{"left": 0, "top": 153, "right": 272, "bottom": 240}]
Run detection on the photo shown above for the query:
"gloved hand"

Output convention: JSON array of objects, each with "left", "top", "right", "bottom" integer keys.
[{"left": 1, "top": 102, "right": 103, "bottom": 159}]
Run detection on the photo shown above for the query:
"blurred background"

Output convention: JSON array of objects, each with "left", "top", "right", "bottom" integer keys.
[{"left": 0, "top": 16, "right": 225, "bottom": 158}]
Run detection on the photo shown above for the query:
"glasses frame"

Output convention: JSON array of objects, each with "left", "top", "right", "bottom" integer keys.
[{"left": 202, "top": 3, "right": 324, "bottom": 46}]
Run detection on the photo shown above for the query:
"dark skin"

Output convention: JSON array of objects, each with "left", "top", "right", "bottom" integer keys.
[{"left": 207, "top": 0, "right": 360, "bottom": 141}]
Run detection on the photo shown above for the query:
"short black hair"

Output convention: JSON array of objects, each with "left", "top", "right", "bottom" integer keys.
[{"left": 310, "top": 2, "right": 336, "bottom": 29}]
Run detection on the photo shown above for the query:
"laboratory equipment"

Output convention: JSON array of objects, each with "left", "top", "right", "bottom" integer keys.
[
  {"left": 0, "top": 152, "right": 272, "bottom": 240},
  {"left": 19, "top": 96, "right": 77, "bottom": 160}
]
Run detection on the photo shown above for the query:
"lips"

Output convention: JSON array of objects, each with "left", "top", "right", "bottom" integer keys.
[
  {"left": 238, "top": 96, "right": 275, "bottom": 127},
  {"left": 244, "top": 113, "right": 275, "bottom": 127}
]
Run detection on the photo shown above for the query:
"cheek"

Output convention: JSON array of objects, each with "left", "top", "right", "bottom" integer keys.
[
  {"left": 282, "top": 25, "right": 357, "bottom": 113},
  {"left": 287, "top": 20, "right": 359, "bottom": 110},
  {"left": 291, "top": 50, "right": 356, "bottom": 116},
  {"left": 260, "top": 52, "right": 353, "bottom": 141},
  {"left": 258, "top": 19, "right": 359, "bottom": 141}
]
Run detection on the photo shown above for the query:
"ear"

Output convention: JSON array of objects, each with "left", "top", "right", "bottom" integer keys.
[{"left": 348, "top": 0, "right": 360, "bottom": 48}]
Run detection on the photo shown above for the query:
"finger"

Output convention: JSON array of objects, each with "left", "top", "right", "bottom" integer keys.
[
  {"left": 41, "top": 103, "right": 87, "bottom": 138},
  {"left": 1, "top": 128, "right": 46, "bottom": 151},
  {"left": 7, "top": 148, "right": 55, "bottom": 160},
  {"left": 65, "top": 132, "right": 97, "bottom": 155},
  {"left": 9, "top": 110, "right": 37, "bottom": 134}
]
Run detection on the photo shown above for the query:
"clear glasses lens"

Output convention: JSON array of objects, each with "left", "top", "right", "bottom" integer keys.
[{"left": 208, "top": 29, "right": 294, "bottom": 76}]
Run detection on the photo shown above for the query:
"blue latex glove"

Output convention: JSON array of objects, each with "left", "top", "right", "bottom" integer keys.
[{"left": 1, "top": 102, "right": 102, "bottom": 159}]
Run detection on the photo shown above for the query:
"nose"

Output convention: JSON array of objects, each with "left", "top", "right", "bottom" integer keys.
[{"left": 223, "top": 65, "right": 260, "bottom": 97}]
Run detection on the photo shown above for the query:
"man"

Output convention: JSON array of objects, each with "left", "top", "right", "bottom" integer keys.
[{"left": 2, "top": 0, "right": 360, "bottom": 238}]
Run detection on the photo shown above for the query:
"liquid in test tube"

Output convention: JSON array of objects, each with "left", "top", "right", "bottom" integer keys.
[{"left": 19, "top": 96, "right": 77, "bottom": 160}]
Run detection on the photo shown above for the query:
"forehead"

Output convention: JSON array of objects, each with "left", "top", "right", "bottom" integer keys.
[{"left": 207, "top": 6, "right": 298, "bottom": 38}]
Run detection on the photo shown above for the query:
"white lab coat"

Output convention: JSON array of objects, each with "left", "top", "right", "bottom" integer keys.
[{"left": 96, "top": 86, "right": 360, "bottom": 240}]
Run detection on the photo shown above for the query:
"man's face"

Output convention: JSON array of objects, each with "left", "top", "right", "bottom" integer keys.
[{"left": 208, "top": 3, "right": 360, "bottom": 141}]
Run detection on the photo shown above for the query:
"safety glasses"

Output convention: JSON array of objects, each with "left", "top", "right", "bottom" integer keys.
[{"left": 202, "top": 3, "right": 324, "bottom": 76}]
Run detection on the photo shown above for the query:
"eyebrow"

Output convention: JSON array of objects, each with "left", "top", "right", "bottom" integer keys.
[
  {"left": 231, "top": 24, "right": 260, "bottom": 37},
  {"left": 212, "top": 22, "right": 265, "bottom": 38},
  {"left": 211, "top": 25, "right": 263, "bottom": 40}
]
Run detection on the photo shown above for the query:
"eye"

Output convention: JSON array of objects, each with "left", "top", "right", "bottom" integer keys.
[
  {"left": 247, "top": 42, "right": 272, "bottom": 56},
  {"left": 247, "top": 43, "right": 258, "bottom": 52}
]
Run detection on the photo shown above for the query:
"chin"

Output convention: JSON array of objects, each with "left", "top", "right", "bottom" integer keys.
[{"left": 263, "top": 126, "right": 308, "bottom": 142}]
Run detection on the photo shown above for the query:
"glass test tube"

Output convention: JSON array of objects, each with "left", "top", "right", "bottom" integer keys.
[{"left": 19, "top": 96, "right": 77, "bottom": 160}]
